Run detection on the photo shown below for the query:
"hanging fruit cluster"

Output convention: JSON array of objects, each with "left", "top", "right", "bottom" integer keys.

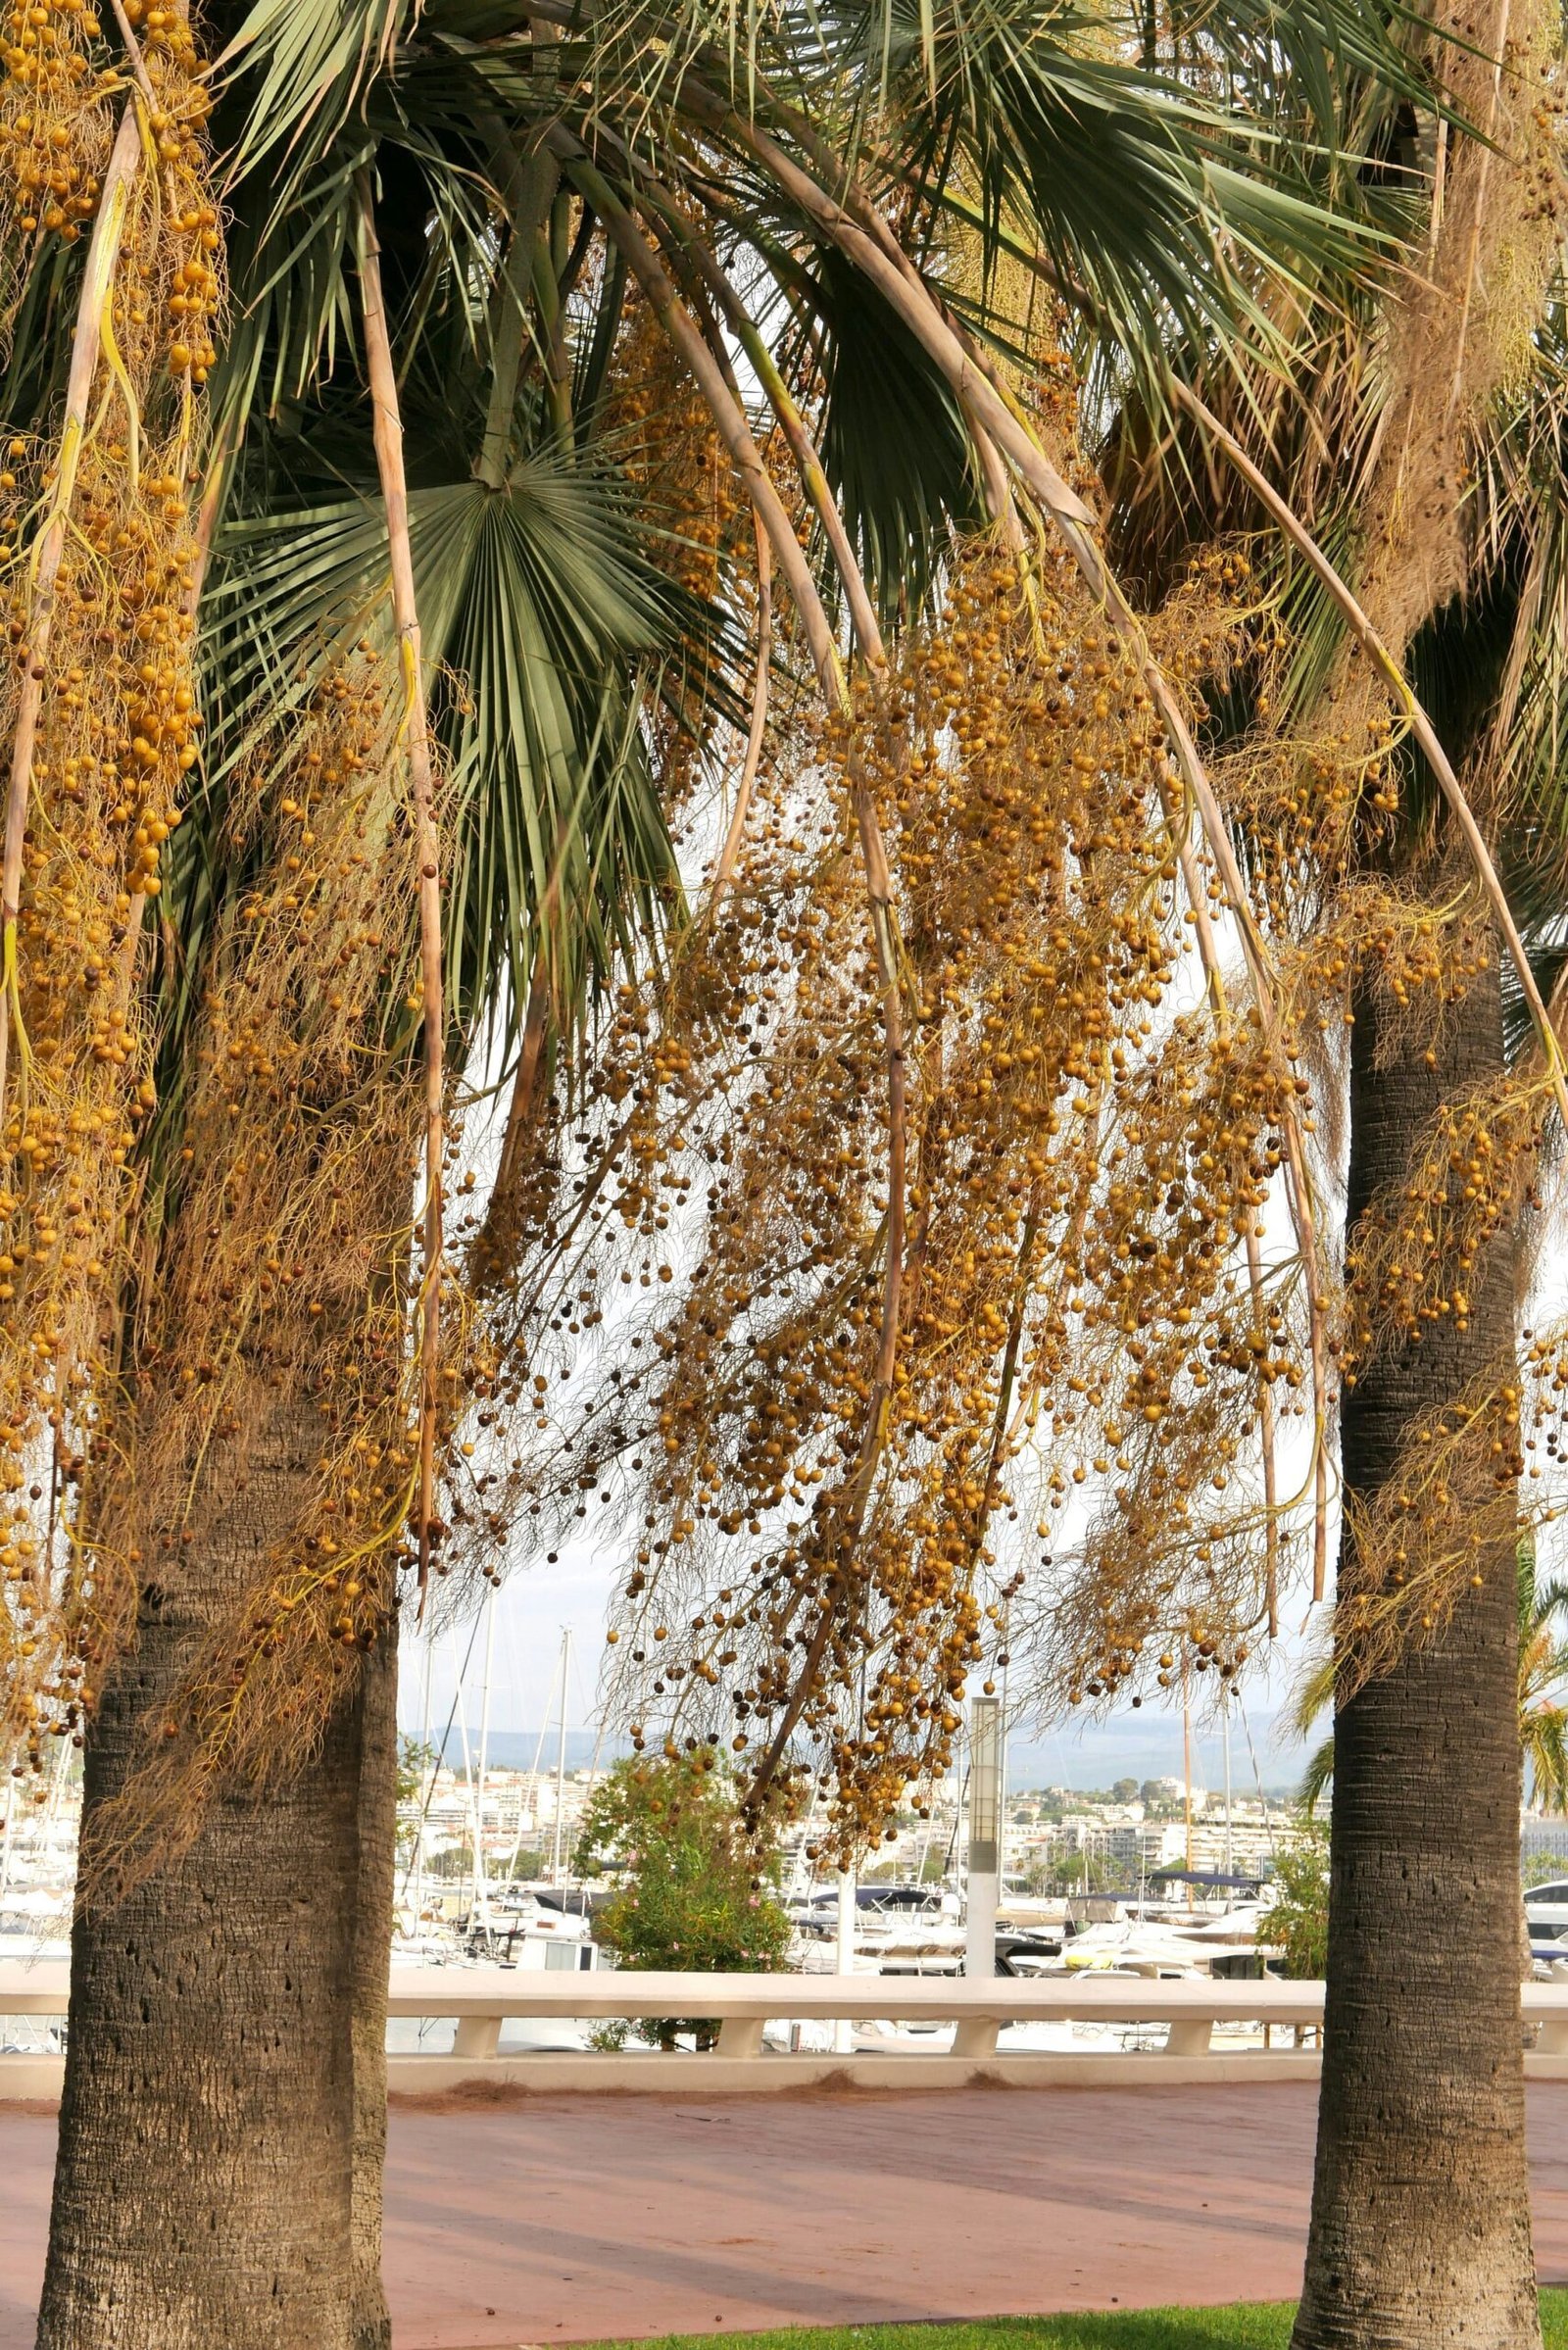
[
  {"left": 0, "top": 15, "right": 220, "bottom": 1787},
  {"left": 600, "top": 286, "right": 750, "bottom": 802},
  {"left": 0, "top": 0, "right": 111, "bottom": 263},
  {"left": 462, "top": 521, "right": 1324, "bottom": 1859},
  {"left": 1331, "top": 1366, "right": 1526, "bottom": 1703}
]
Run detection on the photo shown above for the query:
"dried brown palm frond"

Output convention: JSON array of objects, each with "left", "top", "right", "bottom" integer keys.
[{"left": 69, "top": 656, "right": 454, "bottom": 1891}]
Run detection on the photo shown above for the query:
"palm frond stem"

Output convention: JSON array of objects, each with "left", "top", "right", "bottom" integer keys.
[
  {"left": 530, "top": 204, "right": 575, "bottom": 447},
  {"left": 970, "top": 414, "right": 1024, "bottom": 548},
  {"left": 476, "top": 145, "right": 558, "bottom": 490},
  {"left": 711, "top": 515, "right": 771, "bottom": 899},
  {"left": 106, "top": 0, "right": 161, "bottom": 114},
  {"left": 358, "top": 171, "right": 448, "bottom": 1610},
  {"left": 662, "top": 206, "right": 887, "bottom": 666}
]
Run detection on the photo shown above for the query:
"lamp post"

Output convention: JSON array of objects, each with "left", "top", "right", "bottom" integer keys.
[
  {"left": 1222, "top": 1685, "right": 1235, "bottom": 1886},
  {"left": 965, "top": 1695, "right": 1002, "bottom": 1976}
]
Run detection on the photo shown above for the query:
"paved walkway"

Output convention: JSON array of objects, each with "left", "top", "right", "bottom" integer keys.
[{"left": 2, "top": 2082, "right": 1566, "bottom": 2348}]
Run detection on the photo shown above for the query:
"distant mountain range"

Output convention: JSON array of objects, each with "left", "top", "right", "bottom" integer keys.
[{"left": 416, "top": 1707, "right": 1306, "bottom": 1800}]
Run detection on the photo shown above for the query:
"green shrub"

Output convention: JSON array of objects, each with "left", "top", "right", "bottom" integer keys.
[
  {"left": 577, "top": 1754, "right": 792, "bottom": 2048},
  {"left": 1266, "top": 1826, "right": 1329, "bottom": 1980}
]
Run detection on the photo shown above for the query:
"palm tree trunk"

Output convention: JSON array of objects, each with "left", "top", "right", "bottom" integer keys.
[
  {"left": 351, "top": 1618, "right": 398, "bottom": 2350},
  {"left": 1292, "top": 922, "right": 1540, "bottom": 2350},
  {"left": 36, "top": 1397, "right": 363, "bottom": 2350}
]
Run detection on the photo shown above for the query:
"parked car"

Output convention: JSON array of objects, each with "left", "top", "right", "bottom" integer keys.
[{"left": 1525, "top": 1878, "right": 1568, "bottom": 1934}]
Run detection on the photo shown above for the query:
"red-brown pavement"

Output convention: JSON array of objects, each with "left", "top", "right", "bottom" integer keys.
[{"left": 1, "top": 2083, "right": 1566, "bottom": 2349}]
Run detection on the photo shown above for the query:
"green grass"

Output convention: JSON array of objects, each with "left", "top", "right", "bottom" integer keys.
[{"left": 601, "top": 2295, "right": 1568, "bottom": 2350}]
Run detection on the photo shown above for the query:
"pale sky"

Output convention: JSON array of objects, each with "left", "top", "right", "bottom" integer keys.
[{"left": 395, "top": 1532, "right": 1317, "bottom": 1793}]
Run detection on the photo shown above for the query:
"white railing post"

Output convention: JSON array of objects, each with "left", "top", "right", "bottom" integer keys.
[
  {"left": 453, "top": 2015, "right": 502, "bottom": 2060},
  {"left": 833, "top": 1879, "right": 857, "bottom": 2056},
  {"left": 715, "top": 2016, "right": 765, "bottom": 2058},
  {"left": 952, "top": 2016, "right": 1000, "bottom": 2060}
]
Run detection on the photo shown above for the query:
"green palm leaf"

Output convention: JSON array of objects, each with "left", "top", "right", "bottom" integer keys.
[{"left": 189, "top": 442, "right": 709, "bottom": 1080}]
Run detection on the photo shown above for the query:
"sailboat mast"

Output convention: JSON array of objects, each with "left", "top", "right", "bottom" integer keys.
[
  {"left": 474, "top": 1584, "right": 496, "bottom": 1925},
  {"left": 413, "top": 1629, "right": 434, "bottom": 1906},
  {"left": 551, "top": 1626, "right": 572, "bottom": 1884},
  {"left": 453, "top": 1671, "right": 480, "bottom": 1928}
]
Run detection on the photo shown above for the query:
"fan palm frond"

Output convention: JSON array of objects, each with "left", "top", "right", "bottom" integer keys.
[
  {"left": 193, "top": 441, "right": 705, "bottom": 1058},
  {"left": 1299, "top": 1733, "right": 1337, "bottom": 1813}
]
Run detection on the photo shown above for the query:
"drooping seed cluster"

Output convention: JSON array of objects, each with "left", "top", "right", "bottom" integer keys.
[
  {"left": 599, "top": 288, "right": 749, "bottom": 804},
  {"left": 462, "top": 518, "right": 1334, "bottom": 1857},
  {"left": 0, "top": 14, "right": 219, "bottom": 1790},
  {"left": 1332, "top": 1367, "right": 1527, "bottom": 1702},
  {"left": 0, "top": 0, "right": 111, "bottom": 271},
  {"left": 1342, "top": 1071, "right": 1544, "bottom": 1379}
]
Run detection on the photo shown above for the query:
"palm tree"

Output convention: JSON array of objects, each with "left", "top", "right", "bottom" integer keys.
[
  {"left": 15, "top": 12, "right": 699, "bottom": 2347},
  {"left": 0, "top": 1, "right": 1454, "bottom": 2343},
  {"left": 1094, "top": 9, "right": 1568, "bottom": 2336}
]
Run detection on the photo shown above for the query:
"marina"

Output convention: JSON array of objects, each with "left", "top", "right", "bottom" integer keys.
[{"left": 10, "top": 1700, "right": 1568, "bottom": 2081}]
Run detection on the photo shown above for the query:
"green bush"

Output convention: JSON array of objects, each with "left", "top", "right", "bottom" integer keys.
[
  {"left": 1266, "top": 1826, "right": 1329, "bottom": 1980},
  {"left": 577, "top": 1753, "right": 792, "bottom": 2048}
]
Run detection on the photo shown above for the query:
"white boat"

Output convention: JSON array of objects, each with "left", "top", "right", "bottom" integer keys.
[
  {"left": 793, "top": 1927, "right": 968, "bottom": 1977},
  {"left": 0, "top": 1887, "right": 73, "bottom": 1966},
  {"left": 1020, "top": 1905, "right": 1274, "bottom": 1980}
]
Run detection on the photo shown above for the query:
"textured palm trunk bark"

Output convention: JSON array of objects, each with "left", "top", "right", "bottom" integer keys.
[
  {"left": 36, "top": 1398, "right": 363, "bottom": 2350},
  {"left": 351, "top": 1616, "right": 398, "bottom": 2350},
  {"left": 1292, "top": 929, "right": 1540, "bottom": 2350}
]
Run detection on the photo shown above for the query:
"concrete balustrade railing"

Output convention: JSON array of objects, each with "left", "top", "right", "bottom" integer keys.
[{"left": 4, "top": 1965, "right": 1567, "bottom": 2096}]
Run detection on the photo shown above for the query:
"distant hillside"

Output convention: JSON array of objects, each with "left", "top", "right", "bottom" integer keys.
[{"left": 412, "top": 1709, "right": 1306, "bottom": 1798}]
